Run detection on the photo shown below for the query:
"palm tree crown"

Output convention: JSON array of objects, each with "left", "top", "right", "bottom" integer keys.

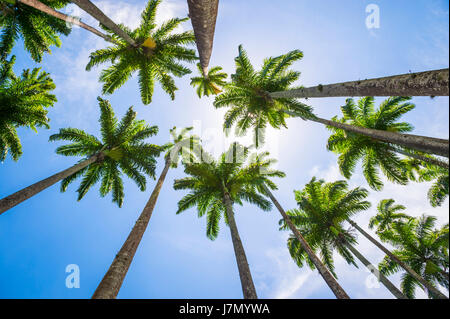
[
  {"left": 49, "top": 97, "right": 165, "bottom": 207},
  {"left": 327, "top": 96, "right": 415, "bottom": 191},
  {"left": 283, "top": 177, "right": 371, "bottom": 277},
  {"left": 0, "top": 0, "right": 71, "bottom": 62},
  {"left": 214, "top": 45, "right": 313, "bottom": 146},
  {"left": 173, "top": 143, "right": 283, "bottom": 239},
  {"left": 369, "top": 199, "right": 413, "bottom": 235},
  {"left": 379, "top": 215, "right": 449, "bottom": 298},
  {"left": 166, "top": 126, "right": 201, "bottom": 168},
  {"left": 0, "top": 55, "right": 56, "bottom": 161},
  {"left": 190, "top": 63, "right": 227, "bottom": 98},
  {"left": 86, "top": 0, "right": 198, "bottom": 105}
]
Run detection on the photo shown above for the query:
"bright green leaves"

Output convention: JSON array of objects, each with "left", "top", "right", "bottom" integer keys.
[
  {"left": 50, "top": 97, "right": 164, "bottom": 207},
  {"left": 190, "top": 63, "right": 228, "bottom": 98}
]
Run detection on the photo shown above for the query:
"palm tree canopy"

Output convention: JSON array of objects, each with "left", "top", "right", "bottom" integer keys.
[
  {"left": 282, "top": 177, "right": 371, "bottom": 277},
  {"left": 213, "top": 45, "right": 314, "bottom": 147},
  {"left": 327, "top": 96, "right": 416, "bottom": 191},
  {"left": 165, "top": 126, "right": 202, "bottom": 168},
  {"left": 49, "top": 97, "right": 165, "bottom": 207},
  {"left": 0, "top": 0, "right": 71, "bottom": 62},
  {"left": 86, "top": 0, "right": 198, "bottom": 105},
  {"left": 0, "top": 55, "right": 56, "bottom": 161},
  {"left": 402, "top": 158, "right": 449, "bottom": 207},
  {"left": 190, "top": 63, "right": 227, "bottom": 98},
  {"left": 369, "top": 199, "right": 412, "bottom": 235},
  {"left": 173, "top": 143, "right": 284, "bottom": 240},
  {"left": 379, "top": 215, "right": 449, "bottom": 298}
]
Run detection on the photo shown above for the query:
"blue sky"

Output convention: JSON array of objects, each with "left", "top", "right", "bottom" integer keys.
[{"left": 0, "top": 0, "right": 448, "bottom": 299}]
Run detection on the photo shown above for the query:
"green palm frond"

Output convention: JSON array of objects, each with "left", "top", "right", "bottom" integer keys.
[{"left": 190, "top": 63, "right": 228, "bottom": 98}]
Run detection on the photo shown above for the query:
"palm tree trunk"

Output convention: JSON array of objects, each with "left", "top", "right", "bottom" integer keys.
[
  {"left": 222, "top": 191, "right": 258, "bottom": 299},
  {"left": 347, "top": 219, "right": 448, "bottom": 299},
  {"left": 386, "top": 146, "right": 449, "bottom": 169},
  {"left": 344, "top": 241, "right": 408, "bottom": 299},
  {"left": 0, "top": 154, "right": 102, "bottom": 215},
  {"left": 309, "top": 116, "right": 449, "bottom": 158},
  {"left": 17, "top": 0, "right": 116, "bottom": 43},
  {"left": 270, "top": 69, "right": 449, "bottom": 98},
  {"left": 71, "top": 0, "right": 137, "bottom": 47},
  {"left": 262, "top": 184, "right": 350, "bottom": 299},
  {"left": 187, "top": 0, "right": 219, "bottom": 76},
  {"left": 92, "top": 158, "right": 171, "bottom": 299}
]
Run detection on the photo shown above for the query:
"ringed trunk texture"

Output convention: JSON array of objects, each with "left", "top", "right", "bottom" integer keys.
[
  {"left": 0, "top": 154, "right": 101, "bottom": 215},
  {"left": 71, "top": 0, "right": 137, "bottom": 47},
  {"left": 311, "top": 117, "right": 449, "bottom": 158},
  {"left": 262, "top": 185, "right": 350, "bottom": 299},
  {"left": 347, "top": 219, "right": 448, "bottom": 299},
  {"left": 223, "top": 192, "right": 258, "bottom": 299},
  {"left": 187, "top": 0, "right": 219, "bottom": 72},
  {"left": 386, "top": 146, "right": 449, "bottom": 169},
  {"left": 18, "top": 0, "right": 115, "bottom": 43},
  {"left": 344, "top": 241, "right": 408, "bottom": 299},
  {"left": 92, "top": 158, "right": 171, "bottom": 299},
  {"left": 270, "top": 69, "right": 449, "bottom": 98}
]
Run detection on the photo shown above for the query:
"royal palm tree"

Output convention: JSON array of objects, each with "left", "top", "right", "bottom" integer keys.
[
  {"left": 190, "top": 63, "right": 227, "bottom": 97},
  {"left": 251, "top": 152, "right": 350, "bottom": 299},
  {"left": 379, "top": 215, "right": 449, "bottom": 298},
  {"left": 214, "top": 46, "right": 449, "bottom": 157},
  {"left": 0, "top": 55, "right": 55, "bottom": 162},
  {"left": 327, "top": 97, "right": 448, "bottom": 190},
  {"left": 403, "top": 158, "right": 449, "bottom": 207},
  {"left": 86, "top": 0, "right": 197, "bottom": 105},
  {"left": 173, "top": 143, "right": 275, "bottom": 299},
  {"left": 187, "top": 0, "right": 219, "bottom": 76},
  {"left": 369, "top": 199, "right": 412, "bottom": 234},
  {"left": 92, "top": 127, "right": 201, "bottom": 299},
  {"left": 0, "top": 0, "right": 71, "bottom": 62},
  {"left": 283, "top": 177, "right": 407, "bottom": 299},
  {"left": 0, "top": 97, "right": 164, "bottom": 215},
  {"left": 269, "top": 68, "right": 449, "bottom": 98}
]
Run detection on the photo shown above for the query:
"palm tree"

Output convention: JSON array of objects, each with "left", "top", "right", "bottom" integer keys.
[
  {"left": 14, "top": 0, "right": 116, "bottom": 43},
  {"left": 283, "top": 177, "right": 407, "bottom": 299},
  {"left": 173, "top": 143, "right": 276, "bottom": 299},
  {"left": 0, "top": 97, "right": 164, "bottom": 215},
  {"left": 0, "top": 55, "right": 55, "bottom": 162},
  {"left": 92, "top": 127, "right": 201, "bottom": 299},
  {"left": 369, "top": 199, "right": 412, "bottom": 234},
  {"left": 251, "top": 152, "right": 349, "bottom": 299},
  {"left": 214, "top": 46, "right": 449, "bottom": 157},
  {"left": 269, "top": 68, "right": 449, "bottom": 98},
  {"left": 86, "top": 0, "right": 197, "bottom": 105},
  {"left": 190, "top": 63, "right": 227, "bottom": 97},
  {"left": 187, "top": 0, "right": 219, "bottom": 76},
  {"left": 327, "top": 97, "right": 448, "bottom": 190},
  {"left": 0, "top": 0, "right": 71, "bottom": 62},
  {"left": 379, "top": 215, "right": 449, "bottom": 298},
  {"left": 403, "top": 158, "right": 449, "bottom": 207}
]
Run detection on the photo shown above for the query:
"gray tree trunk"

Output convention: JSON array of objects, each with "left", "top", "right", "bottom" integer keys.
[
  {"left": 92, "top": 158, "right": 171, "bottom": 299},
  {"left": 71, "top": 0, "right": 137, "bottom": 47},
  {"left": 223, "top": 192, "right": 258, "bottom": 299},
  {"left": 18, "top": 0, "right": 116, "bottom": 43},
  {"left": 270, "top": 69, "right": 449, "bottom": 98},
  {"left": 262, "top": 185, "right": 350, "bottom": 299},
  {"left": 344, "top": 241, "right": 408, "bottom": 299},
  {"left": 309, "top": 116, "right": 449, "bottom": 158},
  {"left": 347, "top": 219, "right": 448, "bottom": 299},
  {"left": 0, "top": 154, "right": 102, "bottom": 215}
]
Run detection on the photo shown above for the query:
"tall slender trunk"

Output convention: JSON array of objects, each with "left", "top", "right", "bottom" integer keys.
[
  {"left": 71, "top": 0, "right": 137, "bottom": 47},
  {"left": 17, "top": 0, "right": 116, "bottom": 43},
  {"left": 270, "top": 69, "right": 449, "bottom": 98},
  {"left": 386, "top": 146, "right": 449, "bottom": 169},
  {"left": 308, "top": 116, "right": 449, "bottom": 158},
  {"left": 347, "top": 219, "right": 448, "bottom": 299},
  {"left": 0, "top": 154, "right": 101, "bottom": 215},
  {"left": 344, "top": 241, "right": 408, "bottom": 299},
  {"left": 92, "top": 158, "right": 171, "bottom": 299},
  {"left": 262, "top": 184, "right": 350, "bottom": 299},
  {"left": 222, "top": 192, "right": 258, "bottom": 299}
]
